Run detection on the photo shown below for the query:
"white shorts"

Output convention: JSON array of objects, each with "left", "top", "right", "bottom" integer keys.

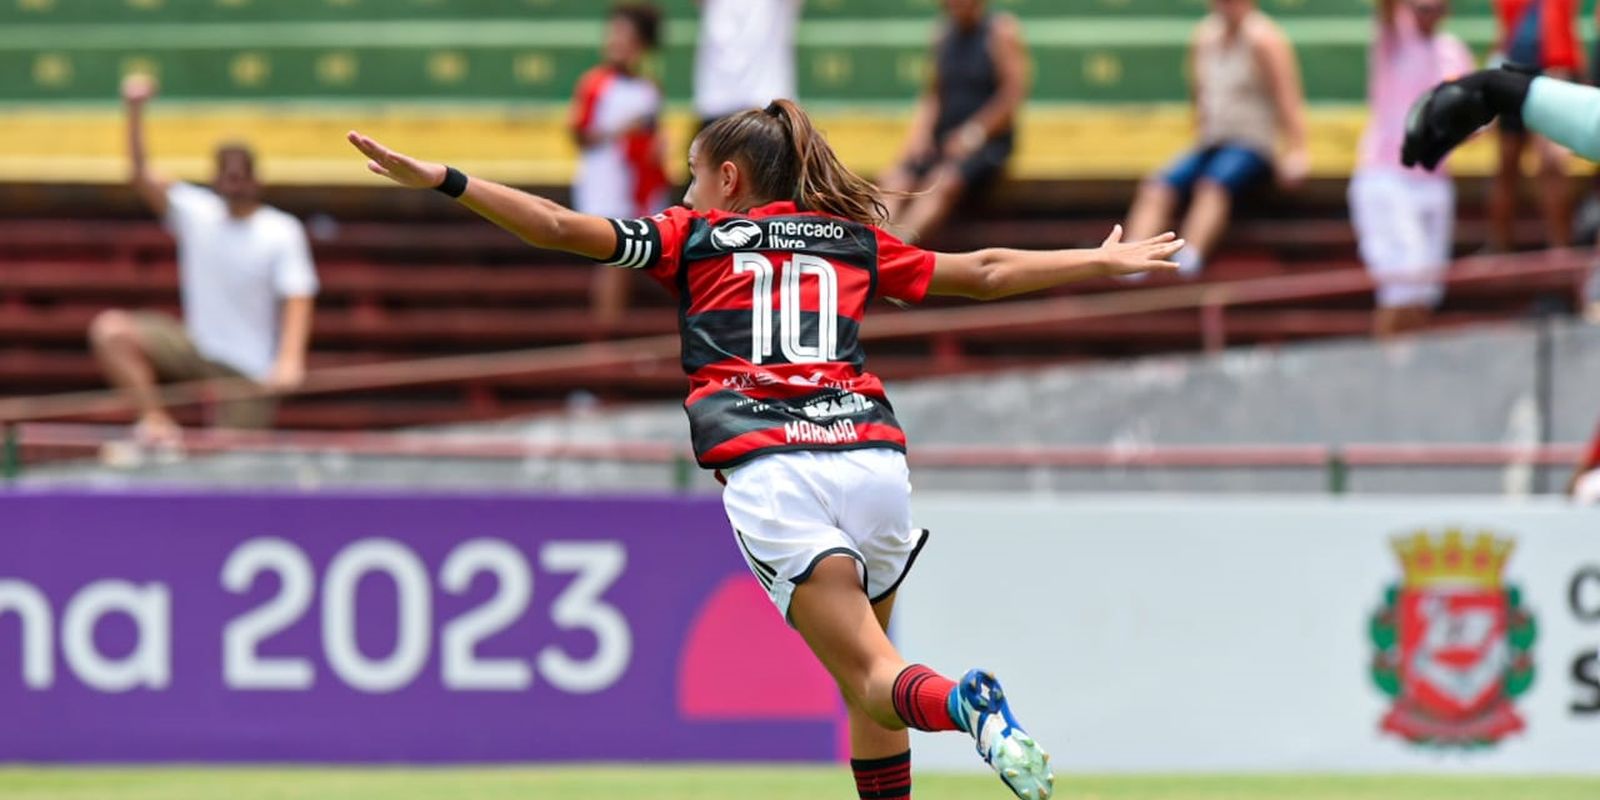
[
  {"left": 721, "top": 448, "right": 929, "bottom": 622},
  {"left": 1348, "top": 169, "right": 1455, "bottom": 309}
]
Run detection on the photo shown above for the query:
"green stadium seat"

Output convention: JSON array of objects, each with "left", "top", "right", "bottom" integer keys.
[{"left": 0, "top": 0, "right": 1498, "bottom": 104}]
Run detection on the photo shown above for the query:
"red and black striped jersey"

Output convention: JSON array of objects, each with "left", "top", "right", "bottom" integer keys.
[{"left": 597, "top": 201, "right": 936, "bottom": 470}]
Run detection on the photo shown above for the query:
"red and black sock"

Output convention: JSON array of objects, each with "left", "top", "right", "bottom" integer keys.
[
  {"left": 891, "top": 664, "right": 960, "bottom": 732},
  {"left": 851, "top": 749, "right": 912, "bottom": 800}
]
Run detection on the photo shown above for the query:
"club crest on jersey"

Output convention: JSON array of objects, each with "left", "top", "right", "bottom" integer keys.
[
  {"left": 710, "top": 219, "right": 764, "bottom": 251},
  {"left": 1368, "top": 528, "right": 1536, "bottom": 749}
]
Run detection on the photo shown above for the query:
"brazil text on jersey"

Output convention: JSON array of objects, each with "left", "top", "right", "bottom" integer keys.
[{"left": 598, "top": 201, "right": 936, "bottom": 469}]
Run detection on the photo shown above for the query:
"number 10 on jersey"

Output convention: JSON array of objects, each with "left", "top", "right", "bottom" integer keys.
[{"left": 733, "top": 253, "right": 839, "bottom": 364}]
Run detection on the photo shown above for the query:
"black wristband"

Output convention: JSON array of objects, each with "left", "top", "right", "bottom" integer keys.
[{"left": 434, "top": 166, "right": 468, "bottom": 198}]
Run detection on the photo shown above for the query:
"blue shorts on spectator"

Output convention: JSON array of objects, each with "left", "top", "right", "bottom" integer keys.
[{"left": 1160, "top": 144, "right": 1273, "bottom": 197}]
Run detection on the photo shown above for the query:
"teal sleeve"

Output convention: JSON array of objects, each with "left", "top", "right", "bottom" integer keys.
[{"left": 1523, "top": 76, "right": 1600, "bottom": 161}]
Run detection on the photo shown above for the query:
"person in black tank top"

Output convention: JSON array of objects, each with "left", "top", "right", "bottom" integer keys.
[{"left": 879, "top": 0, "right": 1030, "bottom": 243}]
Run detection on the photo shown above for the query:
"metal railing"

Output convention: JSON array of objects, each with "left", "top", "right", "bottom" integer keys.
[
  {"left": 0, "top": 248, "right": 1590, "bottom": 429},
  {"left": 6, "top": 422, "right": 1587, "bottom": 496}
]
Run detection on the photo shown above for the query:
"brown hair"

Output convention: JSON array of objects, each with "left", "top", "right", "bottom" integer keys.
[
  {"left": 695, "top": 99, "right": 889, "bottom": 226},
  {"left": 611, "top": 2, "right": 662, "bottom": 50}
]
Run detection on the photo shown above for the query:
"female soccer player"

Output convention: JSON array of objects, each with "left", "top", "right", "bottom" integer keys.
[{"left": 346, "top": 100, "right": 1182, "bottom": 800}]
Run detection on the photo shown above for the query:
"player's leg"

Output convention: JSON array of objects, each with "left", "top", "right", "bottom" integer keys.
[
  {"left": 820, "top": 449, "right": 1053, "bottom": 800},
  {"left": 789, "top": 559, "right": 909, "bottom": 728},
  {"left": 791, "top": 560, "right": 1054, "bottom": 800},
  {"left": 1533, "top": 134, "right": 1573, "bottom": 247},
  {"left": 847, "top": 592, "right": 913, "bottom": 800},
  {"left": 1489, "top": 125, "right": 1527, "bottom": 252},
  {"left": 850, "top": 592, "right": 907, "bottom": 755},
  {"left": 835, "top": 448, "right": 917, "bottom": 797},
  {"left": 87, "top": 310, "right": 184, "bottom": 443}
]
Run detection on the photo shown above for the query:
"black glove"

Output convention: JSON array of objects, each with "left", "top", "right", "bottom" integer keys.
[{"left": 1401, "top": 66, "right": 1536, "bottom": 170}]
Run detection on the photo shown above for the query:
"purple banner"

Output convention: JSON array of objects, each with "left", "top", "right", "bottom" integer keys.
[{"left": 0, "top": 489, "right": 844, "bottom": 762}]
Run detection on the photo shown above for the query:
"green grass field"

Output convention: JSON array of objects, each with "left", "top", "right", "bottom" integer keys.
[{"left": 1, "top": 768, "right": 1596, "bottom": 800}]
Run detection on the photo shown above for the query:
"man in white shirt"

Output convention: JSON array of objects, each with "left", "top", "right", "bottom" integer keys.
[
  {"left": 693, "top": 0, "right": 803, "bottom": 129},
  {"left": 89, "top": 74, "right": 319, "bottom": 445}
]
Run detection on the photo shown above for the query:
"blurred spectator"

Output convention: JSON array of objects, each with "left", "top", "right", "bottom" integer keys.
[
  {"left": 1569, "top": 419, "right": 1600, "bottom": 504},
  {"left": 573, "top": 3, "right": 669, "bottom": 330},
  {"left": 1488, "top": 0, "right": 1577, "bottom": 252},
  {"left": 90, "top": 74, "right": 318, "bottom": 446},
  {"left": 693, "top": 0, "right": 802, "bottom": 130},
  {"left": 879, "top": 0, "right": 1029, "bottom": 243},
  {"left": 1585, "top": 266, "right": 1600, "bottom": 322},
  {"left": 1584, "top": 2, "right": 1600, "bottom": 324},
  {"left": 1350, "top": 0, "right": 1474, "bottom": 338},
  {"left": 1123, "top": 0, "right": 1308, "bottom": 280}
]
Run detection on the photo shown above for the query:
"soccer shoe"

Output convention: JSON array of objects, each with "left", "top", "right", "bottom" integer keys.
[{"left": 951, "top": 668, "right": 1055, "bottom": 800}]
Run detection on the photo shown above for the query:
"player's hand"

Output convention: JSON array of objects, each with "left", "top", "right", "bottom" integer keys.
[
  {"left": 1402, "top": 67, "right": 1534, "bottom": 170},
  {"left": 346, "top": 130, "right": 447, "bottom": 189},
  {"left": 1097, "top": 225, "right": 1183, "bottom": 278},
  {"left": 122, "top": 73, "right": 157, "bottom": 105}
]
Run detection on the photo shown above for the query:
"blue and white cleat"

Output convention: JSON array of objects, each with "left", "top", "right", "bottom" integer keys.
[{"left": 950, "top": 669, "right": 1055, "bottom": 800}]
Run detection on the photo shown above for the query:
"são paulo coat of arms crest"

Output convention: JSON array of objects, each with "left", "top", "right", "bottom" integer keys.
[{"left": 1368, "top": 529, "right": 1536, "bottom": 748}]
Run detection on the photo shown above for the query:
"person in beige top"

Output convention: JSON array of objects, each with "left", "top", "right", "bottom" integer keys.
[{"left": 1123, "top": 0, "right": 1309, "bottom": 279}]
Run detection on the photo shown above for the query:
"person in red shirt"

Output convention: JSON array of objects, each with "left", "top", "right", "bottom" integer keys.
[
  {"left": 347, "top": 100, "right": 1180, "bottom": 800},
  {"left": 569, "top": 3, "right": 669, "bottom": 330},
  {"left": 1489, "top": 0, "right": 1578, "bottom": 252}
]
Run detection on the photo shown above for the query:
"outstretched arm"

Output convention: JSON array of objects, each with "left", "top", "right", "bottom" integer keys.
[
  {"left": 927, "top": 226, "right": 1184, "bottom": 300},
  {"left": 347, "top": 131, "right": 618, "bottom": 259},
  {"left": 122, "top": 74, "right": 171, "bottom": 217}
]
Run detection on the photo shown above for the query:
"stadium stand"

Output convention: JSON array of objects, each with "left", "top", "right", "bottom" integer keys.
[{"left": 0, "top": 0, "right": 1570, "bottom": 430}]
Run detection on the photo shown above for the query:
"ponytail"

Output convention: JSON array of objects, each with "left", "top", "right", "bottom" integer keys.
[{"left": 696, "top": 99, "right": 890, "bottom": 226}]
